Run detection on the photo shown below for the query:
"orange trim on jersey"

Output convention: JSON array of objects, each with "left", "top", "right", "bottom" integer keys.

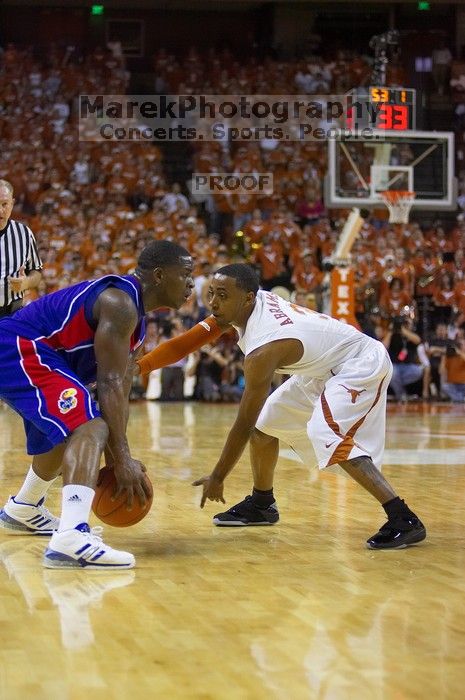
[{"left": 321, "top": 375, "right": 387, "bottom": 466}]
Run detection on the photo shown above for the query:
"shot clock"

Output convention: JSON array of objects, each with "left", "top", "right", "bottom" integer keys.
[{"left": 346, "top": 87, "right": 416, "bottom": 131}]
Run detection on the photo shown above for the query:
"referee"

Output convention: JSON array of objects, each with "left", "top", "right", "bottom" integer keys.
[{"left": 0, "top": 179, "right": 43, "bottom": 318}]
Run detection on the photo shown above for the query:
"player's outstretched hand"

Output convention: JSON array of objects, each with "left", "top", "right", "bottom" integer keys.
[{"left": 192, "top": 474, "right": 225, "bottom": 509}]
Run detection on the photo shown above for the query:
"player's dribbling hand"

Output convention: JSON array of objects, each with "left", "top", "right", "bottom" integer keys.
[
  {"left": 192, "top": 474, "right": 225, "bottom": 508},
  {"left": 113, "top": 457, "right": 150, "bottom": 510}
]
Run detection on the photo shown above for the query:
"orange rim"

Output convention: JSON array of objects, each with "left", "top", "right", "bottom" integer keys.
[{"left": 380, "top": 190, "right": 416, "bottom": 202}]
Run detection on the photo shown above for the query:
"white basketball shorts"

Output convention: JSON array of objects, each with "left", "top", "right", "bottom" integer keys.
[{"left": 255, "top": 343, "right": 393, "bottom": 470}]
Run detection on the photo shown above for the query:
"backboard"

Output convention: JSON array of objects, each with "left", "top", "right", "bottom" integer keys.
[{"left": 325, "top": 129, "right": 456, "bottom": 210}]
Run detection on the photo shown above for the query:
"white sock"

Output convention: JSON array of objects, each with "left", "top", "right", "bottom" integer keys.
[
  {"left": 58, "top": 485, "right": 95, "bottom": 533},
  {"left": 14, "top": 466, "right": 57, "bottom": 505}
]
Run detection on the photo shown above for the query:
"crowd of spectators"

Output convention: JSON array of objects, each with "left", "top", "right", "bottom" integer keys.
[
  {"left": 152, "top": 45, "right": 379, "bottom": 95},
  {"left": 2, "top": 41, "right": 465, "bottom": 402}
]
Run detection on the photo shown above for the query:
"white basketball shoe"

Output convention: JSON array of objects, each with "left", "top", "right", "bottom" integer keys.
[
  {"left": 0, "top": 496, "right": 60, "bottom": 535},
  {"left": 43, "top": 523, "right": 135, "bottom": 570}
]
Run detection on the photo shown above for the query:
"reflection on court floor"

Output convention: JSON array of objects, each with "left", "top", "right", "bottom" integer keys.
[{"left": 1, "top": 401, "right": 464, "bottom": 699}]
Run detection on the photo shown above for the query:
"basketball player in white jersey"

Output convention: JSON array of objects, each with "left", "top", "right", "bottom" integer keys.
[{"left": 193, "top": 264, "right": 426, "bottom": 549}]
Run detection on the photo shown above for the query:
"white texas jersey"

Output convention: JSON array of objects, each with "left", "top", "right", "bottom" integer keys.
[{"left": 234, "top": 290, "right": 379, "bottom": 379}]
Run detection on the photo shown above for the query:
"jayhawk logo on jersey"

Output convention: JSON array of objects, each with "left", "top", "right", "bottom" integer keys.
[{"left": 58, "top": 388, "right": 78, "bottom": 414}]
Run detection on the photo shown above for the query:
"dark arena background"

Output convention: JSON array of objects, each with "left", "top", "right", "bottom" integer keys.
[{"left": 1, "top": 1, "right": 465, "bottom": 698}]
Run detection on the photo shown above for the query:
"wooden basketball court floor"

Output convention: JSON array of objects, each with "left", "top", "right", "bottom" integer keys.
[{"left": 1, "top": 400, "right": 464, "bottom": 700}]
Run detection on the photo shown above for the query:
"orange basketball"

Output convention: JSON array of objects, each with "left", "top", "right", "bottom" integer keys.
[{"left": 92, "top": 466, "right": 153, "bottom": 527}]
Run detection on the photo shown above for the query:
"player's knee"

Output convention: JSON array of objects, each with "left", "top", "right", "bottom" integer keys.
[
  {"left": 73, "top": 417, "right": 109, "bottom": 449},
  {"left": 251, "top": 427, "right": 277, "bottom": 446},
  {"left": 89, "top": 418, "right": 109, "bottom": 448}
]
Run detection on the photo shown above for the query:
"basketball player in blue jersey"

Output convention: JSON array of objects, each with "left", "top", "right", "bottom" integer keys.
[{"left": 0, "top": 240, "right": 194, "bottom": 569}]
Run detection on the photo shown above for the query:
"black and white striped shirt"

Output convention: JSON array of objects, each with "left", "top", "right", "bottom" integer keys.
[{"left": 0, "top": 219, "right": 43, "bottom": 307}]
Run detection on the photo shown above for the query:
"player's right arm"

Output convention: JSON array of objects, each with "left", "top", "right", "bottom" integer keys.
[
  {"left": 136, "top": 314, "right": 227, "bottom": 375},
  {"left": 193, "top": 337, "right": 304, "bottom": 507}
]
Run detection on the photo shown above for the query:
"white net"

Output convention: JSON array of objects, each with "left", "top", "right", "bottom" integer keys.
[{"left": 380, "top": 191, "right": 416, "bottom": 224}]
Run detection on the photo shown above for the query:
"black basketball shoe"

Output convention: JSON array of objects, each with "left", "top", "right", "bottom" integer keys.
[
  {"left": 366, "top": 516, "right": 426, "bottom": 549},
  {"left": 213, "top": 496, "right": 279, "bottom": 526}
]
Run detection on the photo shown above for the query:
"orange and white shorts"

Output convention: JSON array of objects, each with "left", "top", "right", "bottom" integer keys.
[{"left": 255, "top": 344, "right": 393, "bottom": 470}]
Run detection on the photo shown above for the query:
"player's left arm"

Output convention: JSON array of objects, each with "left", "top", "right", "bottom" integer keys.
[
  {"left": 193, "top": 343, "right": 284, "bottom": 508},
  {"left": 136, "top": 315, "right": 228, "bottom": 375},
  {"left": 94, "top": 289, "right": 150, "bottom": 507},
  {"left": 103, "top": 346, "right": 141, "bottom": 467}
]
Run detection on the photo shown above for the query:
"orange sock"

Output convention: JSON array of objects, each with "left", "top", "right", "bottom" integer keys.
[{"left": 137, "top": 316, "right": 224, "bottom": 376}]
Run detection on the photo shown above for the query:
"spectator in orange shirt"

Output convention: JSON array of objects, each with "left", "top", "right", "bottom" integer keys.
[
  {"left": 413, "top": 249, "right": 441, "bottom": 298},
  {"left": 393, "top": 248, "right": 415, "bottom": 296},
  {"left": 291, "top": 250, "right": 324, "bottom": 297},
  {"left": 379, "top": 277, "right": 413, "bottom": 320},
  {"left": 379, "top": 254, "right": 399, "bottom": 299},
  {"left": 432, "top": 272, "right": 458, "bottom": 325},
  {"left": 252, "top": 235, "right": 288, "bottom": 290},
  {"left": 243, "top": 208, "right": 270, "bottom": 248},
  {"left": 358, "top": 250, "right": 383, "bottom": 290},
  {"left": 281, "top": 210, "right": 302, "bottom": 254}
]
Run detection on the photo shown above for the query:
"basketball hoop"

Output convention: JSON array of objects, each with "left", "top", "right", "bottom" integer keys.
[{"left": 380, "top": 190, "right": 416, "bottom": 224}]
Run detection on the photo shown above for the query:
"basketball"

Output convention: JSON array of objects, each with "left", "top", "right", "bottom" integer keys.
[{"left": 92, "top": 466, "right": 153, "bottom": 527}]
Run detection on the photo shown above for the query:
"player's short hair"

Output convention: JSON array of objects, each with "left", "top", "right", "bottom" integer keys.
[
  {"left": 215, "top": 264, "right": 260, "bottom": 294},
  {"left": 136, "top": 240, "right": 191, "bottom": 271},
  {"left": 0, "top": 180, "right": 14, "bottom": 197}
]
